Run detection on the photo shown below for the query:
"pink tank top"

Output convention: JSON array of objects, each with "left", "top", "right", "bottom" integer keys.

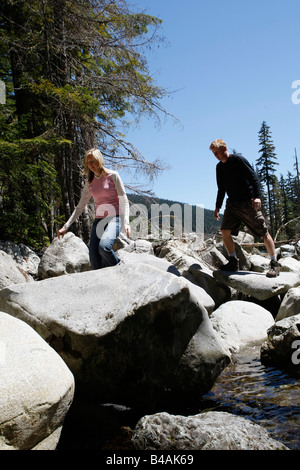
[{"left": 89, "top": 174, "right": 120, "bottom": 219}]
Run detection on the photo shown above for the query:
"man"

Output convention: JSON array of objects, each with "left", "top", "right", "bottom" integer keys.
[{"left": 210, "top": 139, "right": 280, "bottom": 277}]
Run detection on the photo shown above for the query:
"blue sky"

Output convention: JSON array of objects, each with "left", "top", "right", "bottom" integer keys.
[{"left": 121, "top": 0, "right": 300, "bottom": 211}]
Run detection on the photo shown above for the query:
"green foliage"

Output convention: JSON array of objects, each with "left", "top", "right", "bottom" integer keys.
[
  {"left": 1, "top": 2, "right": 299, "bottom": 249},
  {"left": 0, "top": 0, "right": 169, "bottom": 247},
  {"left": 256, "top": 122, "right": 300, "bottom": 240},
  {"left": 256, "top": 121, "right": 279, "bottom": 237},
  {"left": 0, "top": 138, "right": 62, "bottom": 248}
]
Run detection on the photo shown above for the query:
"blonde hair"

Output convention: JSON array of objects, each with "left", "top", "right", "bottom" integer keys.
[
  {"left": 209, "top": 139, "right": 227, "bottom": 151},
  {"left": 83, "top": 148, "right": 106, "bottom": 182}
]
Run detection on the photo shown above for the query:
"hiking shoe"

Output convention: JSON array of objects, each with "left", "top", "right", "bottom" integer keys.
[
  {"left": 266, "top": 260, "right": 280, "bottom": 278},
  {"left": 219, "top": 257, "right": 239, "bottom": 272}
]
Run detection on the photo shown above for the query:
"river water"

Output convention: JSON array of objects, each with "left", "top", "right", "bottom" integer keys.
[
  {"left": 198, "top": 344, "right": 300, "bottom": 450},
  {"left": 58, "top": 343, "right": 300, "bottom": 450}
]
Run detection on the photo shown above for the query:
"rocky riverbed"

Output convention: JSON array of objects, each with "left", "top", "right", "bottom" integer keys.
[
  {"left": 57, "top": 343, "right": 300, "bottom": 450},
  {"left": 0, "top": 232, "right": 299, "bottom": 450}
]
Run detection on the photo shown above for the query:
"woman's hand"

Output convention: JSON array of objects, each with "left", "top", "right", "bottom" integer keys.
[
  {"left": 58, "top": 227, "right": 67, "bottom": 239},
  {"left": 124, "top": 223, "right": 131, "bottom": 238}
]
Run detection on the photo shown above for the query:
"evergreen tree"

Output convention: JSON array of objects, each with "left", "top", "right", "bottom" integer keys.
[
  {"left": 279, "top": 173, "right": 295, "bottom": 239},
  {"left": 255, "top": 163, "right": 268, "bottom": 215},
  {"left": 293, "top": 148, "right": 300, "bottom": 213},
  {"left": 0, "top": 0, "right": 170, "bottom": 247},
  {"left": 270, "top": 174, "right": 283, "bottom": 235},
  {"left": 256, "top": 121, "right": 278, "bottom": 236}
]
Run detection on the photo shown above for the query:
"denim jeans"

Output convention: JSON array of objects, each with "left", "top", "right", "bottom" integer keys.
[{"left": 89, "top": 216, "right": 121, "bottom": 269}]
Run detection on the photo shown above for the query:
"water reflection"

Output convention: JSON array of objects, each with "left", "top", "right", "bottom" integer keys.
[
  {"left": 58, "top": 344, "right": 300, "bottom": 450},
  {"left": 200, "top": 345, "right": 300, "bottom": 450}
]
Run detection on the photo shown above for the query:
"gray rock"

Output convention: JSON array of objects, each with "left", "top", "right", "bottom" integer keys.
[
  {"left": 172, "top": 313, "right": 231, "bottom": 400},
  {"left": 213, "top": 270, "right": 300, "bottom": 301},
  {"left": 113, "top": 232, "right": 133, "bottom": 251},
  {"left": 187, "top": 265, "right": 231, "bottom": 309},
  {"left": 118, "top": 250, "right": 181, "bottom": 276},
  {"left": 261, "top": 314, "right": 300, "bottom": 369},
  {"left": 155, "top": 238, "right": 212, "bottom": 274},
  {"left": 216, "top": 241, "right": 251, "bottom": 271},
  {"left": 121, "top": 239, "right": 154, "bottom": 254},
  {"left": 276, "top": 287, "right": 300, "bottom": 321},
  {"left": 132, "top": 411, "right": 289, "bottom": 450},
  {"left": 0, "top": 241, "right": 40, "bottom": 277},
  {"left": 199, "top": 245, "right": 228, "bottom": 269},
  {"left": 0, "top": 250, "right": 27, "bottom": 289},
  {"left": 235, "top": 231, "right": 255, "bottom": 245},
  {"left": 210, "top": 300, "right": 274, "bottom": 355},
  {"left": 278, "top": 256, "right": 300, "bottom": 272},
  {"left": 116, "top": 253, "right": 230, "bottom": 399},
  {"left": 0, "top": 263, "right": 204, "bottom": 406},
  {"left": 249, "top": 253, "right": 270, "bottom": 273},
  {"left": 38, "top": 232, "right": 91, "bottom": 279},
  {"left": 280, "top": 244, "right": 296, "bottom": 258},
  {"left": 117, "top": 251, "right": 215, "bottom": 314},
  {"left": 0, "top": 311, "right": 74, "bottom": 450}
]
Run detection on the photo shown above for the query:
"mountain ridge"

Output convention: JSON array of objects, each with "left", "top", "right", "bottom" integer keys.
[{"left": 127, "top": 194, "right": 221, "bottom": 235}]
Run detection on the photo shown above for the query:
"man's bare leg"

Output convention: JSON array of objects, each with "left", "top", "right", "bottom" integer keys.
[
  {"left": 263, "top": 233, "right": 280, "bottom": 277},
  {"left": 219, "top": 229, "right": 239, "bottom": 271},
  {"left": 263, "top": 233, "right": 276, "bottom": 258},
  {"left": 221, "top": 229, "right": 236, "bottom": 255}
]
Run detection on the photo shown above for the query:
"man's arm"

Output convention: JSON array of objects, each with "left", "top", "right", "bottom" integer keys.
[
  {"left": 215, "top": 165, "right": 226, "bottom": 210},
  {"left": 238, "top": 156, "right": 261, "bottom": 199}
]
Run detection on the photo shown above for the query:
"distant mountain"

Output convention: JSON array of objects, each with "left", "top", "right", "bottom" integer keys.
[{"left": 127, "top": 194, "right": 221, "bottom": 236}]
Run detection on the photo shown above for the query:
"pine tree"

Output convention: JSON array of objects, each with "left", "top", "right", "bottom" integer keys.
[
  {"left": 293, "top": 148, "right": 300, "bottom": 214},
  {"left": 256, "top": 121, "right": 279, "bottom": 236},
  {"left": 255, "top": 163, "right": 268, "bottom": 215},
  {"left": 0, "top": 0, "right": 170, "bottom": 247},
  {"left": 270, "top": 174, "right": 283, "bottom": 235}
]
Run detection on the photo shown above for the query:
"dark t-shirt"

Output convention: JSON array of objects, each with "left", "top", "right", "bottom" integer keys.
[{"left": 216, "top": 154, "right": 261, "bottom": 209}]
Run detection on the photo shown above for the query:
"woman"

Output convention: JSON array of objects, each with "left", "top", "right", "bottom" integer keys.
[{"left": 58, "top": 148, "right": 130, "bottom": 269}]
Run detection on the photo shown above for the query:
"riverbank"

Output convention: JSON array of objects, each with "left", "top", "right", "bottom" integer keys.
[
  {"left": 199, "top": 344, "right": 300, "bottom": 450},
  {"left": 57, "top": 344, "right": 300, "bottom": 450},
  {"left": 1, "top": 234, "right": 300, "bottom": 449}
]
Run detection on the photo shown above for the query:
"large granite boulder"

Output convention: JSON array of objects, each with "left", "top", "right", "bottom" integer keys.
[
  {"left": 0, "top": 241, "right": 40, "bottom": 278},
  {"left": 38, "top": 233, "right": 91, "bottom": 279},
  {"left": 276, "top": 287, "right": 300, "bottom": 321},
  {"left": 280, "top": 244, "right": 296, "bottom": 258},
  {"left": 0, "top": 311, "right": 74, "bottom": 450},
  {"left": 0, "top": 250, "right": 28, "bottom": 289},
  {"left": 249, "top": 254, "right": 271, "bottom": 273},
  {"left": 117, "top": 251, "right": 215, "bottom": 314},
  {"left": 0, "top": 263, "right": 227, "bottom": 406},
  {"left": 153, "top": 238, "right": 230, "bottom": 309},
  {"left": 210, "top": 300, "right": 275, "bottom": 355},
  {"left": 187, "top": 265, "right": 231, "bottom": 310},
  {"left": 132, "top": 411, "right": 289, "bottom": 450},
  {"left": 213, "top": 270, "right": 300, "bottom": 301},
  {"left": 278, "top": 256, "right": 300, "bottom": 272},
  {"left": 215, "top": 241, "right": 252, "bottom": 271},
  {"left": 154, "top": 238, "right": 213, "bottom": 274},
  {"left": 170, "top": 312, "right": 230, "bottom": 401},
  {"left": 197, "top": 245, "right": 228, "bottom": 270},
  {"left": 261, "top": 314, "right": 300, "bottom": 370}
]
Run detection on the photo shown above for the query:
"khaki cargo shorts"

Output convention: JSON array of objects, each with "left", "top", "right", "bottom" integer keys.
[{"left": 221, "top": 199, "right": 269, "bottom": 238}]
